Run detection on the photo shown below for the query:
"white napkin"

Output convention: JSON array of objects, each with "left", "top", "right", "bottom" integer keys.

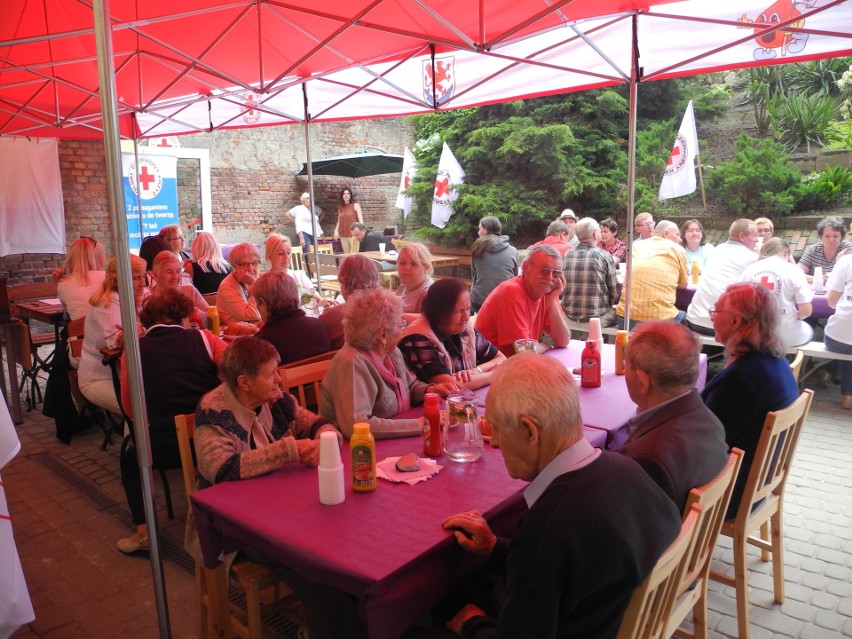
[{"left": 377, "top": 456, "right": 442, "bottom": 485}]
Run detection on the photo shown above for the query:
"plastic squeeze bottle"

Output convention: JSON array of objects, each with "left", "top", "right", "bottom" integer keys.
[
  {"left": 691, "top": 260, "right": 700, "bottom": 285},
  {"left": 423, "top": 393, "right": 442, "bottom": 457},
  {"left": 581, "top": 340, "right": 601, "bottom": 388},
  {"left": 206, "top": 306, "right": 220, "bottom": 336},
  {"left": 350, "top": 422, "right": 377, "bottom": 492},
  {"left": 615, "top": 330, "right": 629, "bottom": 376}
]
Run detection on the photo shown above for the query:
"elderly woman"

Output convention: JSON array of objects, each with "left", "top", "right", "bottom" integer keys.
[
  {"left": 470, "top": 216, "right": 518, "bottom": 313},
  {"left": 216, "top": 242, "right": 262, "bottom": 332},
  {"left": 825, "top": 254, "right": 852, "bottom": 409},
  {"left": 320, "top": 288, "right": 453, "bottom": 439},
  {"left": 254, "top": 271, "right": 332, "bottom": 364},
  {"left": 158, "top": 224, "right": 191, "bottom": 260},
  {"left": 195, "top": 336, "right": 339, "bottom": 485},
  {"left": 701, "top": 282, "right": 798, "bottom": 515},
  {"left": 597, "top": 217, "right": 627, "bottom": 265},
  {"left": 798, "top": 216, "right": 850, "bottom": 284},
  {"left": 741, "top": 238, "right": 813, "bottom": 348},
  {"left": 396, "top": 242, "right": 435, "bottom": 319},
  {"left": 319, "top": 254, "right": 379, "bottom": 349},
  {"left": 399, "top": 278, "right": 505, "bottom": 391},
  {"left": 681, "top": 218, "right": 714, "bottom": 272},
  {"left": 333, "top": 187, "right": 364, "bottom": 253},
  {"left": 150, "top": 251, "right": 208, "bottom": 320},
  {"left": 186, "top": 231, "right": 231, "bottom": 294},
  {"left": 56, "top": 236, "right": 107, "bottom": 321},
  {"left": 78, "top": 255, "right": 147, "bottom": 414},
  {"left": 116, "top": 288, "right": 224, "bottom": 555}
]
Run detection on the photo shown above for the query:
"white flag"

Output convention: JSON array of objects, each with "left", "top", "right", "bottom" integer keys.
[
  {"left": 395, "top": 147, "right": 418, "bottom": 218},
  {"left": 431, "top": 142, "right": 465, "bottom": 228},
  {"left": 659, "top": 100, "right": 699, "bottom": 200}
]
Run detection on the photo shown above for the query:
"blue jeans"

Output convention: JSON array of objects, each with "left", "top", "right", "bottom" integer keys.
[
  {"left": 301, "top": 232, "right": 315, "bottom": 249},
  {"left": 824, "top": 334, "right": 852, "bottom": 395}
]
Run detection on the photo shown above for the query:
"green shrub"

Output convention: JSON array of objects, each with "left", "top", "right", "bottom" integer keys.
[
  {"left": 707, "top": 133, "right": 803, "bottom": 216},
  {"left": 798, "top": 166, "right": 852, "bottom": 209},
  {"left": 772, "top": 92, "right": 838, "bottom": 152}
]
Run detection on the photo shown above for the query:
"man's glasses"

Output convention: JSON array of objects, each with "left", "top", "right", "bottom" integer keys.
[{"left": 536, "top": 266, "right": 563, "bottom": 278}]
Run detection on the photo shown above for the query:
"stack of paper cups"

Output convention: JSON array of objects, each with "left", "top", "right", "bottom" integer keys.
[
  {"left": 588, "top": 317, "right": 604, "bottom": 353},
  {"left": 812, "top": 266, "right": 824, "bottom": 294},
  {"left": 318, "top": 431, "right": 345, "bottom": 505}
]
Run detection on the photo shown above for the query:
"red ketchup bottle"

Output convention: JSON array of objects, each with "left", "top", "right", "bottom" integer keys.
[
  {"left": 581, "top": 340, "right": 601, "bottom": 388},
  {"left": 423, "top": 393, "right": 442, "bottom": 457}
]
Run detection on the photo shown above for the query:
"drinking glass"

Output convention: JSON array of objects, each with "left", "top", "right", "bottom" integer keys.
[
  {"left": 444, "top": 391, "right": 483, "bottom": 462},
  {"left": 514, "top": 338, "right": 538, "bottom": 354}
]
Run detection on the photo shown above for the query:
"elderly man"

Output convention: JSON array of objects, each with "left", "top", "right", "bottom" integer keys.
[
  {"left": 532, "top": 220, "right": 573, "bottom": 256},
  {"left": 685, "top": 218, "right": 758, "bottom": 335},
  {"left": 559, "top": 208, "right": 579, "bottom": 247},
  {"left": 618, "top": 321, "right": 728, "bottom": 512},
  {"left": 441, "top": 354, "right": 681, "bottom": 638},
  {"left": 286, "top": 192, "right": 323, "bottom": 249},
  {"left": 634, "top": 211, "right": 655, "bottom": 242},
  {"left": 319, "top": 253, "right": 380, "bottom": 349},
  {"left": 475, "top": 244, "right": 571, "bottom": 356},
  {"left": 562, "top": 217, "right": 619, "bottom": 328},
  {"left": 350, "top": 222, "right": 383, "bottom": 252},
  {"left": 615, "top": 220, "right": 689, "bottom": 329}
]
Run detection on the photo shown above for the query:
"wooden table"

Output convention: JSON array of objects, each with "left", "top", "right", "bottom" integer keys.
[
  {"left": 12, "top": 298, "right": 65, "bottom": 342},
  {"left": 360, "top": 251, "right": 461, "bottom": 269},
  {"left": 192, "top": 438, "right": 527, "bottom": 639}
]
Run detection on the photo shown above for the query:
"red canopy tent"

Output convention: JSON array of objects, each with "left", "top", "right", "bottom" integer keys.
[{"left": 2, "top": 1, "right": 851, "bottom": 635}]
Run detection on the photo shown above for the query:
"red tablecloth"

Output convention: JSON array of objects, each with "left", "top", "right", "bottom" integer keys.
[{"left": 191, "top": 438, "right": 527, "bottom": 639}]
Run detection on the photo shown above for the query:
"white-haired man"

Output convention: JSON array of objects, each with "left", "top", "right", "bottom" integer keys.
[
  {"left": 286, "top": 192, "right": 323, "bottom": 249},
  {"left": 619, "top": 321, "right": 728, "bottom": 512},
  {"left": 441, "top": 354, "right": 681, "bottom": 638},
  {"left": 475, "top": 244, "right": 571, "bottom": 357},
  {"left": 562, "top": 217, "right": 619, "bottom": 328}
]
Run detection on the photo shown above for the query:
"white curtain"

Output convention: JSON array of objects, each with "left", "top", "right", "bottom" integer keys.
[{"left": 0, "top": 137, "right": 65, "bottom": 256}]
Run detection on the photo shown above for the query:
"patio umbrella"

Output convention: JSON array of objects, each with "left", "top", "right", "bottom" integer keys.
[{"left": 296, "top": 149, "right": 404, "bottom": 178}]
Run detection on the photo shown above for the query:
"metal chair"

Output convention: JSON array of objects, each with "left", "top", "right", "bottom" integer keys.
[
  {"left": 175, "top": 414, "right": 302, "bottom": 639},
  {"left": 709, "top": 389, "right": 814, "bottom": 639},
  {"left": 666, "top": 448, "right": 745, "bottom": 639},
  {"left": 616, "top": 504, "right": 703, "bottom": 639}
]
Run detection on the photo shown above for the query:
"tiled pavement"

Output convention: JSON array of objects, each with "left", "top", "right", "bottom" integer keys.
[{"left": 3, "top": 367, "right": 852, "bottom": 638}]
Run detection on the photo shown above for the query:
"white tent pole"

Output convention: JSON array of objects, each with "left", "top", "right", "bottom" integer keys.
[
  {"left": 92, "top": 1, "right": 171, "bottom": 636},
  {"left": 302, "top": 83, "right": 322, "bottom": 291},
  {"left": 623, "top": 14, "right": 639, "bottom": 329}
]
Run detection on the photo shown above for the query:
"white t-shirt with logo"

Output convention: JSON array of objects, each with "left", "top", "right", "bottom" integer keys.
[{"left": 741, "top": 255, "right": 813, "bottom": 347}]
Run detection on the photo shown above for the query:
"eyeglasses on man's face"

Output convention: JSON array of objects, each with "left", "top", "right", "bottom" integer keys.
[{"left": 536, "top": 265, "right": 563, "bottom": 279}]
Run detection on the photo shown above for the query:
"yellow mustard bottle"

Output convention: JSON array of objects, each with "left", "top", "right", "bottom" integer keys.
[
  {"left": 691, "top": 260, "right": 700, "bottom": 285},
  {"left": 206, "top": 306, "right": 220, "bottom": 336},
  {"left": 350, "top": 422, "right": 376, "bottom": 492},
  {"left": 615, "top": 330, "right": 628, "bottom": 376}
]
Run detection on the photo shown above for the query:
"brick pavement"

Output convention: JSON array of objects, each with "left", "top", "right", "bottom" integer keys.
[{"left": 3, "top": 367, "right": 851, "bottom": 638}]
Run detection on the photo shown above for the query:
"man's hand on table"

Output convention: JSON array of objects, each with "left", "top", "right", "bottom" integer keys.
[
  {"left": 447, "top": 603, "right": 487, "bottom": 636},
  {"left": 441, "top": 510, "right": 497, "bottom": 556}
]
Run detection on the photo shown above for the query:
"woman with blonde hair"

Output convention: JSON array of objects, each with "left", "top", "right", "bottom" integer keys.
[
  {"left": 264, "top": 233, "right": 335, "bottom": 314},
  {"left": 186, "top": 231, "right": 231, "bottom": 294},
  {"left": 56, "top": 237, "right": 107, "bottom": 320},
  {"left": 701, "top": 282, "right": 798, "bottom": 514},
  {"left": 78, "top": 255, "right": 147, "bottom": 414},
  {"left": 395, "top": 242, "right": 434, "bottom": 319},
  {"left": 320, "top": 288, "right": 453, "bottom": 439}
]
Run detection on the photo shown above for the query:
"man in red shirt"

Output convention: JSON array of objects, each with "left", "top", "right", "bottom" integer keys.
[{"left": 475, "top": 244, "right": 572, "bottom": 357}]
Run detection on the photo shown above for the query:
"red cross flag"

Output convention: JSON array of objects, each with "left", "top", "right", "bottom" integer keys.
[
  {"left": 659, "top": 100, "right": 699, "bottom": 201},
  {"left": 395, "top": 147, "right": 418, "bottom": 219},
  {"left": 431, "top": 142, "right": 465, "bottom": 228}
]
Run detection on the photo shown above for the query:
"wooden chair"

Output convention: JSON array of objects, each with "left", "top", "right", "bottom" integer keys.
[
  {"left": 279, "top": 359, "right": 333, "bottom": 410},
  {"left": 289, "top": 246, "right": 305, "bottom": 273},
  {"left": 281, "top": 349, "right": 340, "bottom": 369},
  {"left": 617, "top": 504, "right": 703, "bottom": 639},
  {"left": 202, "top": 292, "right": 217, "bottom": 307},
  {"left": 665, "top": 448, "right": 745, "bottom": 639},
  {"left": 8, "top": 281, "right": 60, "bottom": 407},
  {"left": 709, "top": 389, "right": 814, "bottom": 639},
  {"left": 307, "top": 244, "right": 333, "bottom": 254},
  {"left": 789, "top": 348, "right": 805, "bottom": 382},
  {"left": 175, "top": 414, "right": 301, "bottom": 639},
  {"left": 315, "top": 252, "right": 342, "bottom": 290}
]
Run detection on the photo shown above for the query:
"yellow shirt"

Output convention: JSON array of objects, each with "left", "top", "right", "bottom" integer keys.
[{"left": 616, "top": 236, "right": 688, "bottom": 321}]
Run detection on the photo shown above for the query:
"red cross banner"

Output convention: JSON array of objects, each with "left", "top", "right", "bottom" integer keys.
[
  {"left": 659, "top": 100, "right": 699, "bottom": 201},
  {"left": 431, "top": 142, "right": 465, "bottom": 229},
  {"left": 121, "top": 153, "right": 179, "bottom": 249},
  {"left": 395, "top": 147, "right": 418, "bottom": 219}
]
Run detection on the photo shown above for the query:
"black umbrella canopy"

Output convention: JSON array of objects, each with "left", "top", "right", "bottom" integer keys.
[{"left": 297, "top": 151, "right": 404, "bottom": 178}]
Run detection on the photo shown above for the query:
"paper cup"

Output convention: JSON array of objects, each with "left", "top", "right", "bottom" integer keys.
[
  {"left": 379, "top": 242, "right": 386, "bottom": 256},
  {"left": 318, "top": 465, "right": 345, "bottom": 505},
  {"left": 588, "top": 317, "right": 603, "bottom": 343},
  {"left": 319, "top": 431, "right": 342, "bottom": 469}
]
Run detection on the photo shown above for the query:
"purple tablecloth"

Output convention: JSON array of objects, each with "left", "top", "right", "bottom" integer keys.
[{"left": 191, "top": 438, "right": 527, "bottom": 639}]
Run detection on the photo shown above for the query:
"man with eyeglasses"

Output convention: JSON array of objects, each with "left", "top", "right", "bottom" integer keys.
[
  {"left": 475, "top": 244, "right": 571, "bottom": 357},
  {"left": 634, "top": 212, "right": 655, "bottom": 242}
]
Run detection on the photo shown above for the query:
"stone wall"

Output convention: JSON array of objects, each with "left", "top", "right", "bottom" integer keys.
[{"left": 1, "top": 118, "right": 415, "bottom": 285}]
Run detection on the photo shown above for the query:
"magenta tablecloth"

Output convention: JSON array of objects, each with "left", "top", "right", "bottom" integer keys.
[
  {"left": 191, "top": 438, "right": 527, "bottom": 639},
  {"left": 675, "top": 284, "right": 697, "bottom": 311}
]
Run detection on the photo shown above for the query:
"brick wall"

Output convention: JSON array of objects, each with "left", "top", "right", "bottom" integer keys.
[{"left": 1, "top": 118, "right": 414, "bottom": 284}]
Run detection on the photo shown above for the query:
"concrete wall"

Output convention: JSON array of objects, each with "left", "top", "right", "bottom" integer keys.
[{"left": 1, "top": 118, "right": 415, "bottom": 285}]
